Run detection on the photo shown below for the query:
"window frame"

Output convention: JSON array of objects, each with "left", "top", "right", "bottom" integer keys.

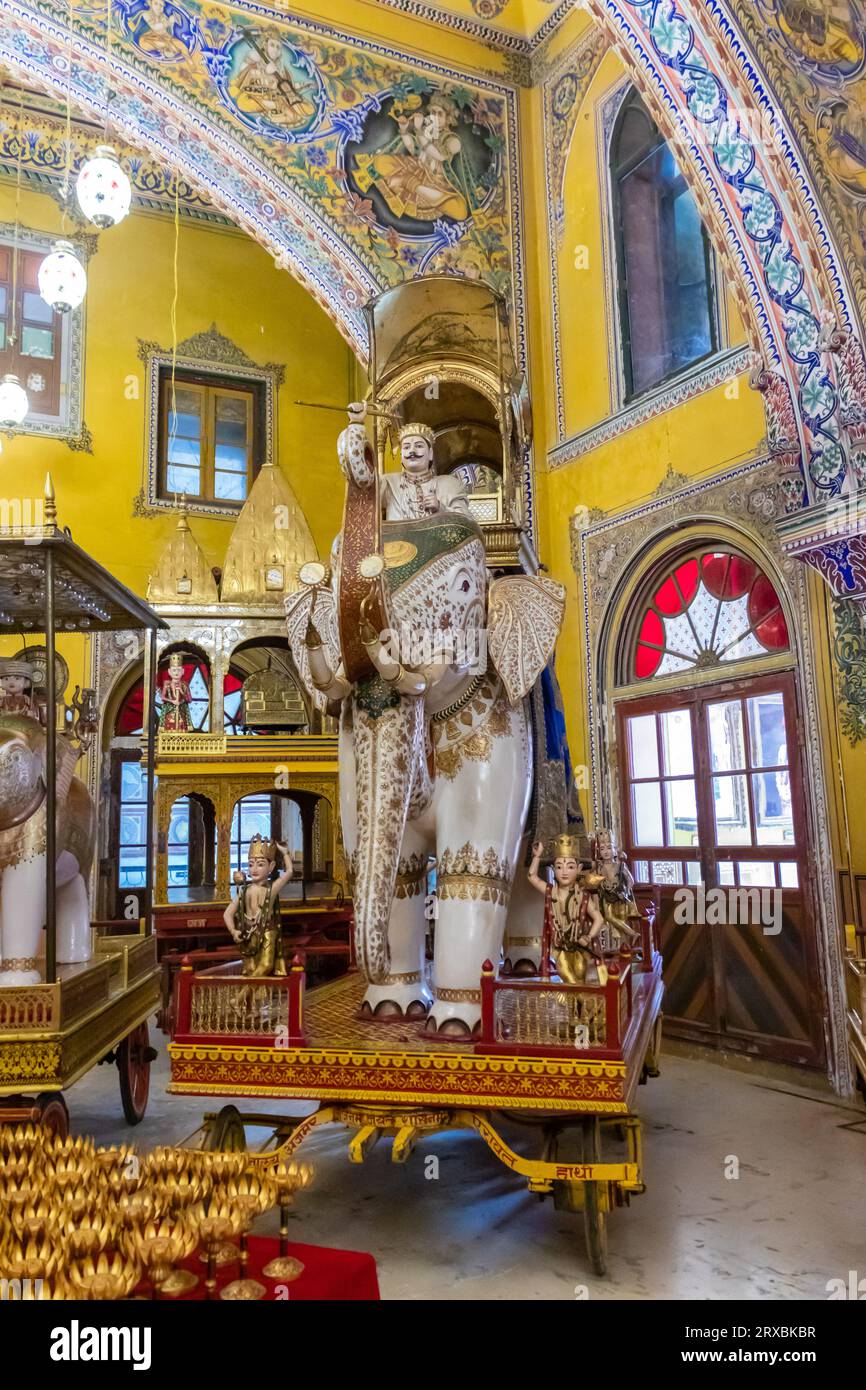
[
  {"left": 0, "top": 222, "right": 87, "bottom": 445},
  {"left": 157, "top": 366, "right": 261, "bottom": 507},
  {"left": 140, "top": 335, "right": 281, "bottom": 519},
  {"left": 607, "top": 86, "right": 723, "bottom": 407}
]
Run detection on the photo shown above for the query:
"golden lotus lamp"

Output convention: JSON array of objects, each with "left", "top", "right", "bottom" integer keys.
[
  {"left": 151, "top": 1170, "right": 205, "bottom": 1214},
  {"left": 67, "top": 1250, "right": 141, "bottom": 1301},
  {"left": 63, "top": 1208, "right": 118, "bottom": 1262},
  {"left": 193, "top": 1197, "right": 244, "bottom": 1300},
  {"left": 1, "top": 1231, "right": 62, "bottom": 1285},
  {"left": 118, "top": 1188, "right": 162, "bottom": 1232},
  {"left": 262, "top": 1159, "right": 312, "bottom": 1282},
  {"left": 129, "top": 1214, "right": 199, "bottom": 1299},
  {"left": 196, "top": 1150, "right": 248, "bottom": 1184},
  {"left": 221, "top": 1171, "right": 275, "bottom": 1275},
  {"left": 9, "top": 1194, "right": 53, "bottom": 1245}
]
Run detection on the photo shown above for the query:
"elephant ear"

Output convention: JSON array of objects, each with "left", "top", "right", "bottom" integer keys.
[
  {"left": 285, "top": 585, "right": 341, "bottom": 711},
  {"left": 487, "top": 575, "right": 566, "bottom": 704}
]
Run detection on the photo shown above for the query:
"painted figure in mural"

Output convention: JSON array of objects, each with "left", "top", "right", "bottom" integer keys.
[
  {"left": 231, "top": 30, "right": 318, "bottom": 127},
  {"left": 224, "top": 836, "right": 294, "bottom": 977},
  {"left": 593, "top": 828, "right": 641, "bottom": 948},
  {"left": 354, "top": 92, "right": 471, "bottom": 223},
  {"left": 528, "top": 835, "right": 605, "bottom": 985},
  {"left": 137, "top": 0, "right": 188, "bottom": 61},
  {"left": 777, "top": 0, "right": 864, "bottom": 73},
  {"left": 0, "top": 658, "right": 42, "bottom": 721},
  {"left": 285, "top": 404, "right": 568, "bottom": 1036},
  {"left": 0, "top": 695, "right": 96, "bottom": 985},
  {"left": 817, "top": 98, "right": 866, "bottom": 196},
  {"left": 158, "top": 652, "right": 193, "bottom": 732},
  {"left": 348, "top": 403, "right": 469, "bottom": 520}
]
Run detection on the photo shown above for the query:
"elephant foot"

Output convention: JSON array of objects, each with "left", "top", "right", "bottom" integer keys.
[
  {"left": 360, "top": 981, "right": 432, "bottom": 1022},
  {"left": 503, "top": 956, "right": 540, "bottom": 979},
  {"left": 0, "top": 968, "right": 42, "bottom": 987},
  {"left": 424, "top": 1000, "right": 481, "bottom": 1040}
]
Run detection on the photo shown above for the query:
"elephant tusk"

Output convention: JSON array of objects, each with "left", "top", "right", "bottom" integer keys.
[
  {"left": 360, "top": 623, "right": 427, "bottom": 696},
  {"left": 306, "top": 623, "right": 350, "bottom": 700}
]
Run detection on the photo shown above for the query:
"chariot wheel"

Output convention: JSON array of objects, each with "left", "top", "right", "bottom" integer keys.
[
  {"left": 581, "top": 1116, "right": 608, "bottom": 1277},
  {"left": 643, "top": 1015, "right": 663, "bottom": 1080},
  {"left": 201, "top": 1104, "right": 248, "bottom": 1153},
  {"left": 36, "top": 1092, "right": 69, "bottom": 1140},
  {"left": 117, "top": 1021, "right": 156, "bottom": 1125}
]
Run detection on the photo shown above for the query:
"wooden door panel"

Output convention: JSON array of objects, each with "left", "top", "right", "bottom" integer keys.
[
  {"left": 721, "top": 902, "right": 820, "bottom": 1054},
  {"left": 656, "top": 903, "right": 715, "bottom": 1027},
  {"left": 617, "top": 671, "right": 825, "bottom": 1067}
]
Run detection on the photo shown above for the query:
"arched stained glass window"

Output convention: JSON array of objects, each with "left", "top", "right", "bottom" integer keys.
[{"left": 631, "top": 548, "right": 789, "bottom": 682}]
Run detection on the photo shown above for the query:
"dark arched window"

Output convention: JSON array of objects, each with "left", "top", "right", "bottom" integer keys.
[{"left": 611, "top": 88, "right": 717, "bottom": 399}]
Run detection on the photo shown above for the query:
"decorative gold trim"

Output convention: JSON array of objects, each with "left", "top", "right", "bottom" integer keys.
[
  {"left": 381, "top": 970, "right": 423, "bottom": 986},
  {"left": 437, "top": 874, "right": 511, "bottom": 905},
  {"left": 0, "top": 957, "right": 38, "bottom": 971},
  {"left": 432, "top": 986, "right": 482, "bottom": 1004}
]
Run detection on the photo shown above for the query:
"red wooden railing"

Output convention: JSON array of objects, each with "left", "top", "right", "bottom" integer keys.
[{"left": 172, "top": 953, "right": 307, "bottom": 1047}]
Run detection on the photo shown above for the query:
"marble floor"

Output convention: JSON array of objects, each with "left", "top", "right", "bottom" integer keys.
[{"left": 63, "top": 1037, "right": 865, "bottom": 1300}]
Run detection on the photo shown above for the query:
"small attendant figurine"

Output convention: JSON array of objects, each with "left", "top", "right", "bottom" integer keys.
[
  {"left": 528, "top": 833, "right": 606, "bottom": 984},
  {"left": 224, "top": 836, "right": 294, "bottom": 977},
  {"left": 158, "top": 652, "right": 193, "bottom": 732},
  {"left": 0, "top": 658, "right": 41, "bottom": 719},
  {"left": 594, "top": 828, "right": 640, "bottom": 949}
]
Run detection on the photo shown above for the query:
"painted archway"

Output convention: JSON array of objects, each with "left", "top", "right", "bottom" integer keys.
[
  {"left": 581, "top": 1, "right": 866, "bottom": 598},
  {"left": 0, "top": 0, "right": 524, "bottom": 358}
]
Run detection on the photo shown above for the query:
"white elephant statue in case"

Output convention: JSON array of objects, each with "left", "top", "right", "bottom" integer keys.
[
  {"left": 285, "top": 419, "right": 566, "bottom": 1037},
  {"left": 0, "top": 668, "right": 96, "bottom": 986}
]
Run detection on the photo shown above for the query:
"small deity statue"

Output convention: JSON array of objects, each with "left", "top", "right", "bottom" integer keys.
[
  {"left": 158, "top": 652, "right": 193, "bottom": 732},
  {"left": 593, "top": 828, "right": 641, "bottom": 949},
  {"left": 528, "top": 833, "right": 606, "bottom": 984},
  {"left": 347, "top": 404, "right": 470, "bottom": 521},
  {"left": 223, "top": 836, "right": 294, "bottom": 977},
  {"left": 0, "top": 658, "right": 42, "bottom": 720}
]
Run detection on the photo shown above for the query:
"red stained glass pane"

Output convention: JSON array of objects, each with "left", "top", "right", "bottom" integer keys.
[
  {"left": 749, "top": 574, "right": 788, "bottom": 649},
  {"left": 632, "top": 548, "right": 788, "bottom": 680},
  {"left": 654, "top": 558, "right": 698, "bottom": 614},
  {"left": 639, "top": 608, "right": 664, "bottom": 647},
  {"left": 224, "top": 672, "right": 244, "bottom": 694},
  {"left": 636, "top": 643, "right": 663, "bottom": 678},
  {"left": 115, "top": 678, "right": 144, "bottom": 735},
  {"left": 702, "top": 551, "right": 756, "bottom": 599},
  {"left": 675, "top": 558, "right": 699, "bottom": 605}
]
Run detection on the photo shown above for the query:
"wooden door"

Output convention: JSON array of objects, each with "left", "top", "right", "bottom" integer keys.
[{"left": 617, "top": 671, "right": 825, "bottom": 1066}]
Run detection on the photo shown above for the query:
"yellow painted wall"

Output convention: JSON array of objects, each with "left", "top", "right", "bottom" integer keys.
[
  {"left": 0, "top": 182, "right": 355, "bottom": 608},
  {"left": 524, "top": 47, "right": 767, "bottom": 780}
]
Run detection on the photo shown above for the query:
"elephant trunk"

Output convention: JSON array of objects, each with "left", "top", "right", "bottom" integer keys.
[{"left": 351, "top": 692, "right": 426, "bottom": 983}]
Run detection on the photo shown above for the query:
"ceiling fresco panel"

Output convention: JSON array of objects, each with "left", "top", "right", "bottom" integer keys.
[
  {"left": 0, "top": 0, "right": 524, "bottom": 360},
  {"left": 732, "top": 1, "right": 866, "bottom": 336}
]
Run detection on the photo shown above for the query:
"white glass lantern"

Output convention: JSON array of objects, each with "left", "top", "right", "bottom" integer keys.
[
  {"left": 0, "top": 374, "right": 29, "bottom": 427},
  {"left": 76, "top": 144, "right": 132, "bottom": 228},
  {"left": 37, "top": 239, "right": 87, "bottom": 313}
]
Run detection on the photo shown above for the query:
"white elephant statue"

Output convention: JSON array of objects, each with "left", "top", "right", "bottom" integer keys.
[
  {"left": 285, "top": 421, "right": 567, "bottom": 1037},
  {"left": 0, "top": 708, "right": 96, "bottom": 986}
]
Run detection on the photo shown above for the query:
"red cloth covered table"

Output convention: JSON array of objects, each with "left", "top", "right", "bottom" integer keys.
[{"left": 143, "top": 1235, "right": 379, "bottom": 1301}]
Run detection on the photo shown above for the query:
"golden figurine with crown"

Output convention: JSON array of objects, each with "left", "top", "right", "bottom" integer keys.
[
  {"left": 224, "top": 836, "right": 294, "bottom": 978},
  {"left": 528, "top": 832, "right": 606, "bottom": 985}
]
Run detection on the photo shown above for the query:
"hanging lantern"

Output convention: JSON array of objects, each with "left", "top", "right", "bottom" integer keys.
[
  {"left": 37, "top": 239, "right": 87, "bottom": 313},
  {"left": 0, "top": 374, "right": 29, "bottom": 427},
  {"left": 76, "top": 144, "right": 132, "bottom": 228}
]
